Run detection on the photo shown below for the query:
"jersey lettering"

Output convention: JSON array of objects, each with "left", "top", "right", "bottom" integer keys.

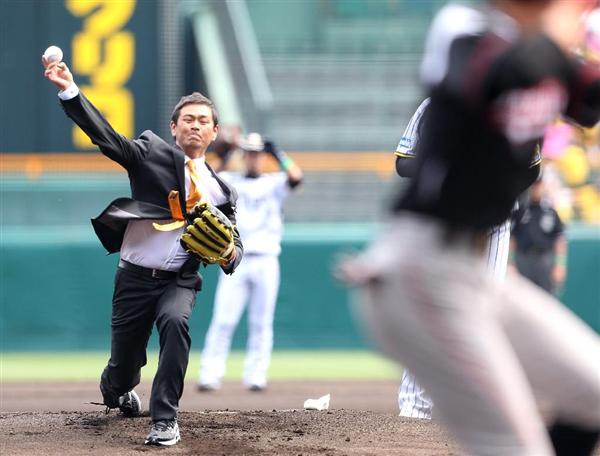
[{"left": 492, "top": 79, "right": 568, "bottom": 144}]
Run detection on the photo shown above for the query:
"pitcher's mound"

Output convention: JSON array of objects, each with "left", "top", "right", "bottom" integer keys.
[{"left": 1, "top": 409, "right": 460, "bottom": 455}]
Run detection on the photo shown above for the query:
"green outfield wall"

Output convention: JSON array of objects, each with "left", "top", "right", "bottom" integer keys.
[{"left": 1, "top": 224, "right": 598, "bottom": 351}]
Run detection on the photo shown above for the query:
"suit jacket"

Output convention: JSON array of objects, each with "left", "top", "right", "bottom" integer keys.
[{"left": 60, "top": 92, "right": 243, "bottom": 290}]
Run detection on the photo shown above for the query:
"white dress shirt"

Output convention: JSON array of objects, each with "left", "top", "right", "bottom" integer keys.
[
  {"left": 219, "top": 172, "right": 289, "bottom": 256},
  {"left": 121, "top": 156, "right": 228, "bottom": 271}
]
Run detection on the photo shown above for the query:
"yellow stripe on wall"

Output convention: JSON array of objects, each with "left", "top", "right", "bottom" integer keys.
[{"left": 1, "top": 152, "right": 397, "bottom": 178}]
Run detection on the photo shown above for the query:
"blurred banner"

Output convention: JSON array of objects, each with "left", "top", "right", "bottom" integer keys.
[{"left": 0, "top": 0, "right": 161, "bottom": 152}]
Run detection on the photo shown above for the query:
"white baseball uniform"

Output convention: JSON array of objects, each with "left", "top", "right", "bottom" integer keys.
[
  {"left": 199, "top": 171, "right": 293, "bottom": 389},
  {"left": 398, "top": 221, "right": 511, "bottom": 419},
  {"left": 395, "top": 99, "right": 521, "bottom": 419},
  {"left": 394, "top": 98, "right": 430, "bottom": 160}
]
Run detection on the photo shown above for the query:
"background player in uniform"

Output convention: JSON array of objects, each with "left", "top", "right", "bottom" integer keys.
[
  {"left": 198, "top": 133, "right": 303, "bottom": 391},
  {"left": 209, "top": 124, "right": 244, "bottom": 172},
  {"left": 338, "top": 0, "right": 600, "bottom": 454},
  {"left": 394, "top": 98, "right": 539, "bottom": 419},
  {"left": 510, "top": 177, "right": 567, "bottom": 294}
]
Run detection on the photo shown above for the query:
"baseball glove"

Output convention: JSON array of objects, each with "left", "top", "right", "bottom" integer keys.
[{"left": 181, "top": 202, "right": 236, "bottom": 265}]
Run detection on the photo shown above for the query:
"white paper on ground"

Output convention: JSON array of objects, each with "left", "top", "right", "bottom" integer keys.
[{"left": 303, "top": 393, "right": 331, "bottom": 411}]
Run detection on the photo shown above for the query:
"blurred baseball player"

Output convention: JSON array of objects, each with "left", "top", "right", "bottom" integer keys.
[
  {"left": 338, "top": 0, "right": 600, "bottom": 455},
  {"left": 394, "top": 98, "right": 540, "bottom": 419},
  {"left": 198, "top": 133, "right": 303, "bottom": 391}
]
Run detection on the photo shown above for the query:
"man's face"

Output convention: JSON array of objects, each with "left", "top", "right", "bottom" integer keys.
[
  {"left": 243, "top": 150, "right": 265, "bottom": 174},
  {"left": 170, "top": 104, "right": 218, "bottom": 156}
]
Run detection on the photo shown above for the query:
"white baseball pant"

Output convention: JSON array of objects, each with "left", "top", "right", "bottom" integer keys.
[
  {"left": 399, "top": 220, "right": 511, "bottom": 419},
  {"left": 356, "top": 215, "right": 600, "bottom": 456},
  {"left": 199, "top": 254, "right": 280, "bottom": 388}
]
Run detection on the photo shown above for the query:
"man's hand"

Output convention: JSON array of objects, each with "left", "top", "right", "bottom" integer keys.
[
  {"left": 180, "top": 202, "right": 236, "bottom": 265},
  {"left": 42, "top": 57, "right": 73, "bottom": 91},
  {"left": 262, "top": 139, "right": 277, "bottom": 156},
  {"left": 334, "top": 251, "right": 388, "bottom": 286}
]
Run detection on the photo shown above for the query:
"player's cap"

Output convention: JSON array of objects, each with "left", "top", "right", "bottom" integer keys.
[{"left": 240, "top": 132, "right": 264, "bottom": 153}]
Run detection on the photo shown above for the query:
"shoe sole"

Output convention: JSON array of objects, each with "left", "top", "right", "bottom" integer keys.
[
  {"left": 247, "top": 384, "right": 266, "bottom": 392},
  {"left": 144, "top": 435, "right": 181, "bottom": 446},
  {"left": 120, "top": 391, "right": 142, "bottom": 417},
  {"left": 197, "top": 384, "right": 220, "bottom": 392}
]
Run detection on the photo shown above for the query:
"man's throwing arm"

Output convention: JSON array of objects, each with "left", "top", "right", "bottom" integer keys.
[{"left": 60, "top": 89, "right": 148, "bottom": 169}]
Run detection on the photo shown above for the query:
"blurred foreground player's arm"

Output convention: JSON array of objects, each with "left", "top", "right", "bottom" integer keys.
[
  {"left": 543, "top": 0, "right": 600, "bottom": 127},
  {"left": 564, "top": 57, "right": 600, "bottom": 127},
  {"left": 421, "top": 0, "right": 600, "bottom": 162}
]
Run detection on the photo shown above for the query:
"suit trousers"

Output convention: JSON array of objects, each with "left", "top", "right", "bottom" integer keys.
[{"left": 100, "top": 266, "right": 197, "bottom": 421}]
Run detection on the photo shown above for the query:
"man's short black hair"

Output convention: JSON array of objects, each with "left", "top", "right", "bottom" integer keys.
[{"left": 171, "top": 92, "right": 219, "bottom": 126}]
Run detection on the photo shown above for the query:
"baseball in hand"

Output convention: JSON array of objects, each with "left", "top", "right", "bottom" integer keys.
[{"left": 43, "top": 45, "right": 63, "bottom": 64}]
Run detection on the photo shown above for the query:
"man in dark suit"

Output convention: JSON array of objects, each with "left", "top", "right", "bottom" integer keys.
[{"left": 43, "top": 58, "right": 243, "bottom": 446}]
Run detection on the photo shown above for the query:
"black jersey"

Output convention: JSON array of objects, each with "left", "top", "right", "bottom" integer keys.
[{"left": 393, "top": 3, "right": 600, "bottom": 230}]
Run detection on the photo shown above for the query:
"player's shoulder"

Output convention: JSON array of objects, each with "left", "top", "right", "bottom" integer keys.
[
  {"left": 217, "top": 171, "right": 241, "bottom": 182},
  {"left": 530, "top": 143, "right": 542, "bottom": 167},
  {"left": 248, "top": 172, "right": 286, "bottom": 186},
  {"left": 395, "top": 98, "right": 431, "bottom": 156},
  {"left": 270, "top": 171, "right": 290, "bottom": 184},
  {"left": 260, "top": 172, "right": 290, "bottom": 192},
  {"left": 395, "top": 139, "right": 415, "bottom": 156},
  {"left": 415, "top": 97, "right": 431, "bottom": 113},
  {"left": 263, "top": 171, "right": 287, "bottom": 179}
]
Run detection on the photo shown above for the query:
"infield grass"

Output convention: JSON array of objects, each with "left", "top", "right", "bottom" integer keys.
[{"left": 0, "top": 350, "right": 401, "bottom": 382}]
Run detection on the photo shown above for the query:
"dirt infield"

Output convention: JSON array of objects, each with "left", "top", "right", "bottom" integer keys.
[
  {"left": 1, "top": 380, "right": 462, "bottom": 455},
  {"left": 3, "top": 380, "right": 599, "bottom": 455}
]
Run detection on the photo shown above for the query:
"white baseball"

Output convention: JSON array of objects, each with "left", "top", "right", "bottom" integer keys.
[{"left": 43, "top": 45, "right": 63, "bottom": 64}]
